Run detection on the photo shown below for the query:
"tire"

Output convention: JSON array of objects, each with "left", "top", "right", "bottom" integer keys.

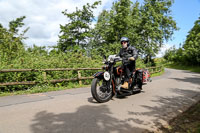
[{"left": 91, "top": 78, "right": 113, "bottom": 103}]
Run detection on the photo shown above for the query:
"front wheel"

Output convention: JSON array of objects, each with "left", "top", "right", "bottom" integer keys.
[{"left": 91, "top": 78, "right": 113, "bottom": 103}]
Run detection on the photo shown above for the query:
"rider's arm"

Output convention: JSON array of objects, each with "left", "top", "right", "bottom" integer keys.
[
  {"left": 132, "top": 47, "right": 138, "bottom": 60},
  {"left": 128, "top": 46, "right": 138, "bottom": 61}
]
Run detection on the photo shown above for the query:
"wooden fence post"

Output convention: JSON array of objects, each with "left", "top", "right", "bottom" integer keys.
[
  {"left": 43, "top": 72, "right": 47, "bottom": 82},
  {"left": 78, "top": 70, "right": 82, "bottom": 85}
]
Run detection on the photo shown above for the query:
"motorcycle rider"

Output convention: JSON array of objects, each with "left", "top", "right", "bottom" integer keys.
[{"left": 118, "top": 37, "right": 138, "bottom": 89}]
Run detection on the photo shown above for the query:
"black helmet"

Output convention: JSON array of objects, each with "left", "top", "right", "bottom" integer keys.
[{"left": 120, "top": 37, "right": 129, "bottom": 45}]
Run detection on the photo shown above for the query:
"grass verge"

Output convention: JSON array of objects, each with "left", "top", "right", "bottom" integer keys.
[
  {"left": 160, "top": 62, "right": 200, "bottom": 133},
  {"left": 0, "top": 83, "right": 90, "bottom": 97},
  {"left": 151, "top": 69, "right": 165, "bottom": 77},
  {"left": 161, "top": 101, "right": 200, "bottom": 133},
  {"left": 166, "top": 63, "right": 200, "bottom": 73}
]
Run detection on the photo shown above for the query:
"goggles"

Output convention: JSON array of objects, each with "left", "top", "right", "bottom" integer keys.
[{"left": 121, "top": 41, "right": 128, "bottom": 44}]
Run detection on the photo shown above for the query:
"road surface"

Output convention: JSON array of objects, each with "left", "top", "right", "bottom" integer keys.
[{"left": 0, "top": 68, "right": 200, "bottom": 133}]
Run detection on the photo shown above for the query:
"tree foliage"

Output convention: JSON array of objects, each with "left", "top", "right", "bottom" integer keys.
[
  {"left": 164, "top": 16, "right": 200, "bottom": 66},
  {"left": 139, "top": 0, "right": 177, "bottom": 56},
  {"left": 58, "top": 1, "right": 101, "bottom": 52},
  {"left": 91, "top": 0, "right": 177, "bottom": 58},
  {"left": 183, "top": 17, "right": 200, "bottom": 65},
  {"left": 0, "top": 16, "right": 28, "bottom": 61}
]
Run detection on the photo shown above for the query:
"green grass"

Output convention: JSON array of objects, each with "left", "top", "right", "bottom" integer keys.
[
  {"left": 161, "top": 101, "right": 200, "bottom": 133},
  {"left": 166, "top": 62, "right": 200, "bottom": 73},
  {"left": 160, "top": 62, "right": 200, "bottom": 133},
  {"left": 151, "top": 69, "right": 165, "bottom": 77},
  {"left": 0, "top": 83, "right": 90, "bottom": 97}
]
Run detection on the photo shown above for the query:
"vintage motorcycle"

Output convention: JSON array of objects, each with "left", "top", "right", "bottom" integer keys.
[{"left": 91, "top": 55, "right": 144, "bottom": 103}]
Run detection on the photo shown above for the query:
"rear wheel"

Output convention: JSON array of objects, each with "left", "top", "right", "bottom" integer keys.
[{"left": 91, "top": 78, "right": 113, "bottom": 103}]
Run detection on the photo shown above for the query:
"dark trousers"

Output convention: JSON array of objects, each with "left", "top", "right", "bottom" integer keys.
[{"left": 123, "top": 62, "right": 135, "bottom": 82}]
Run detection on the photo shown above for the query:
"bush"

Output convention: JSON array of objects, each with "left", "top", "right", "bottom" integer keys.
[{"left": 0, "top": 48, "right": 152, "bottom": 93}]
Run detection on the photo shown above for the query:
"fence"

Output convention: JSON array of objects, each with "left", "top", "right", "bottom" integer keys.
[{"left": 0, "top": 66, "right": 163, "bottom": 86}]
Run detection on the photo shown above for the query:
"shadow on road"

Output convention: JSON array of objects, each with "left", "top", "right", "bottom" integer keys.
[
  {"left": 31, "top": 88, "right": 200, "bottom": 133},
  {"left": 87, "top": 97, "right": 99, "bottom": 103},
  {"left": 31, "top": 105, "right": 144, "bottom": 133},
  {"left": 87, "top": 91, "right": 143, "bottom": 104},
  {"left": 30, "top": 68, "right": 200, "bottom": 133},
  {"left": 127, "top": 88, "right": 200, "bottom": 130},
  {"left": 170, "top": 76, "right": 200, "bottom": 86}
]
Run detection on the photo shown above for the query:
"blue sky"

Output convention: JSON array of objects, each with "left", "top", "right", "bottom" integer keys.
[{"left": 168, "top": 0, "right": 200, "bottom": 48}]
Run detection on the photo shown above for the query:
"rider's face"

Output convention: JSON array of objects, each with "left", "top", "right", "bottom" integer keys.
[{"left": 121, "top": 41, "right": 128, "bottom": 48}]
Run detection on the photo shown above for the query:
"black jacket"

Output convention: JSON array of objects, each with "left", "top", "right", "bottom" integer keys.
[{"left": 118, "top": 45, "right": 138, "bottom": 61}]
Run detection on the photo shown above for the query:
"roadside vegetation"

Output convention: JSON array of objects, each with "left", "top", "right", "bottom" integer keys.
[
  {"left": 0, "top": 0, "right": 197, "bottom": 96},
  {"left": 162, "top": 14, "right": 200, "bottom": 133},
  {"left": 166, "top": 63, "right": 200, "bottom": 73},
  {"left": 164, "top": 16, "right": 200, "bottom": 71},
  {"left": 0, "top": 0, "right": 176, "bottom": 95},
  {"left": 161, "top": 101, "right": 200, "bottom": 133}
]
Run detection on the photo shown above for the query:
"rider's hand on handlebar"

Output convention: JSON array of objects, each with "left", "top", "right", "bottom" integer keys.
[{"left": 128, "top": 57, "right": 135, "bottom": 61}]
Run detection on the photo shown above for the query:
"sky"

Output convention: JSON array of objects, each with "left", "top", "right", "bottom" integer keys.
[
  {"left": 0, "top": 0, "right": 114, "bottom": 47},
  {"left": 168, "top": 0, "right": 200, "bottom": 46},
  {"left": 157, "top": 0, "right": 200, "bottom": 56},
  {"left": 0, "top": 0, "right": 200, "bottom": 56}
]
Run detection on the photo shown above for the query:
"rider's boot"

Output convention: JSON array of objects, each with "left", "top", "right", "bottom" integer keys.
[
  {"left": 121, "top": 82, "right": 128, "bottom": 89},
  {"left": 138, "top": 83, "right": 143, "bottom": 90}
]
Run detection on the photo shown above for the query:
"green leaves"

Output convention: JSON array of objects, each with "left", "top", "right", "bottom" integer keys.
[
  {"left": 9, "top": 16, "right": 26, "bottom": 34},
  {"left": 58, "top": 1, "right": 101, "bottom": 52},
  {"left": 92, "top": 0, "right": 177, "bottom": 60},
  {"left": 183, "top": 17, "right": 200, "bottom": 65},
  {"left": 164, "top": 16, "right": 200, "bottom": 66},
  {"left": 139, "top": 0, "right": 178, "bottom": 56},
  {"left": 0, "top": 16, "right": 28, "bottom": 62}
]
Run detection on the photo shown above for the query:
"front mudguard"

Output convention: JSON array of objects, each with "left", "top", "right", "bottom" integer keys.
[
  {"left": 93, "top": 71, "right": 116, "bottom": 95},
  {"left": 93, "top": 71, "right": 104, "bottom": 79}
]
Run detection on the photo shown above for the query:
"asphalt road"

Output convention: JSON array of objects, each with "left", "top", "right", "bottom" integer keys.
[{"left": 0, "top": 68, "right": 200, "bottom": 133}]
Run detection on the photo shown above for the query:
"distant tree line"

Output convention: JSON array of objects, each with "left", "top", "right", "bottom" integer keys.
[{"left": 164, "top": 16, "right": 200, "bottom": 66}]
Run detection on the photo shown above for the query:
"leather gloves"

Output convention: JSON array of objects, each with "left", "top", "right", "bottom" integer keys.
[{"left": 128, "top": 57, "right": 135, "bottom": 61}]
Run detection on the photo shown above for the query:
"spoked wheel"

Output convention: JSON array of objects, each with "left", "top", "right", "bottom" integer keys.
[{"left": 91, "top": 78, "right": 113, "bottom": 103}]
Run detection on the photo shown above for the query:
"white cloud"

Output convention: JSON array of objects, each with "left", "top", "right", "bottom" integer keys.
[
  {"left": 0, "top": 0, "right": 112, "bottom": 47},
  {"left": 156, "top": 44, "right": 172, "bottom": 57}
]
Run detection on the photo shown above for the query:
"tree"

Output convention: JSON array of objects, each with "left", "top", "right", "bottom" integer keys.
[
  {"left": 9, "top": 16, "right": 26, "bottom": 34},
  {"left": 27, "top": 45, "right": 48, "bottom": 56},
  {"left": 58, "top": 1, "right": 101, "bottom": 52},
  {"left": 139, "top": 0, "right": 178, "bottom": 58},
  {"left": 91, "top": 0, "right": 133, "bottom": 56},
  {"left": 127, "top": 1, "right": 142, "bottom": 51},
  {"left": 183, "top": 17, "right": 200, "bottom": 65},
  {"left": 92, "top": 0, "right": 177, "bottom": 60},
  {"left": 92, "top": 0, "right": 130, "bottom": 45},
  {"left": 0, "top": 16, "right": 28, "bottom": 61}
]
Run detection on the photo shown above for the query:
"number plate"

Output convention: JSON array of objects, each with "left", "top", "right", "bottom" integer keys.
[{"left": 104, "top": 71, "right": 110, "bottom": 81}]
